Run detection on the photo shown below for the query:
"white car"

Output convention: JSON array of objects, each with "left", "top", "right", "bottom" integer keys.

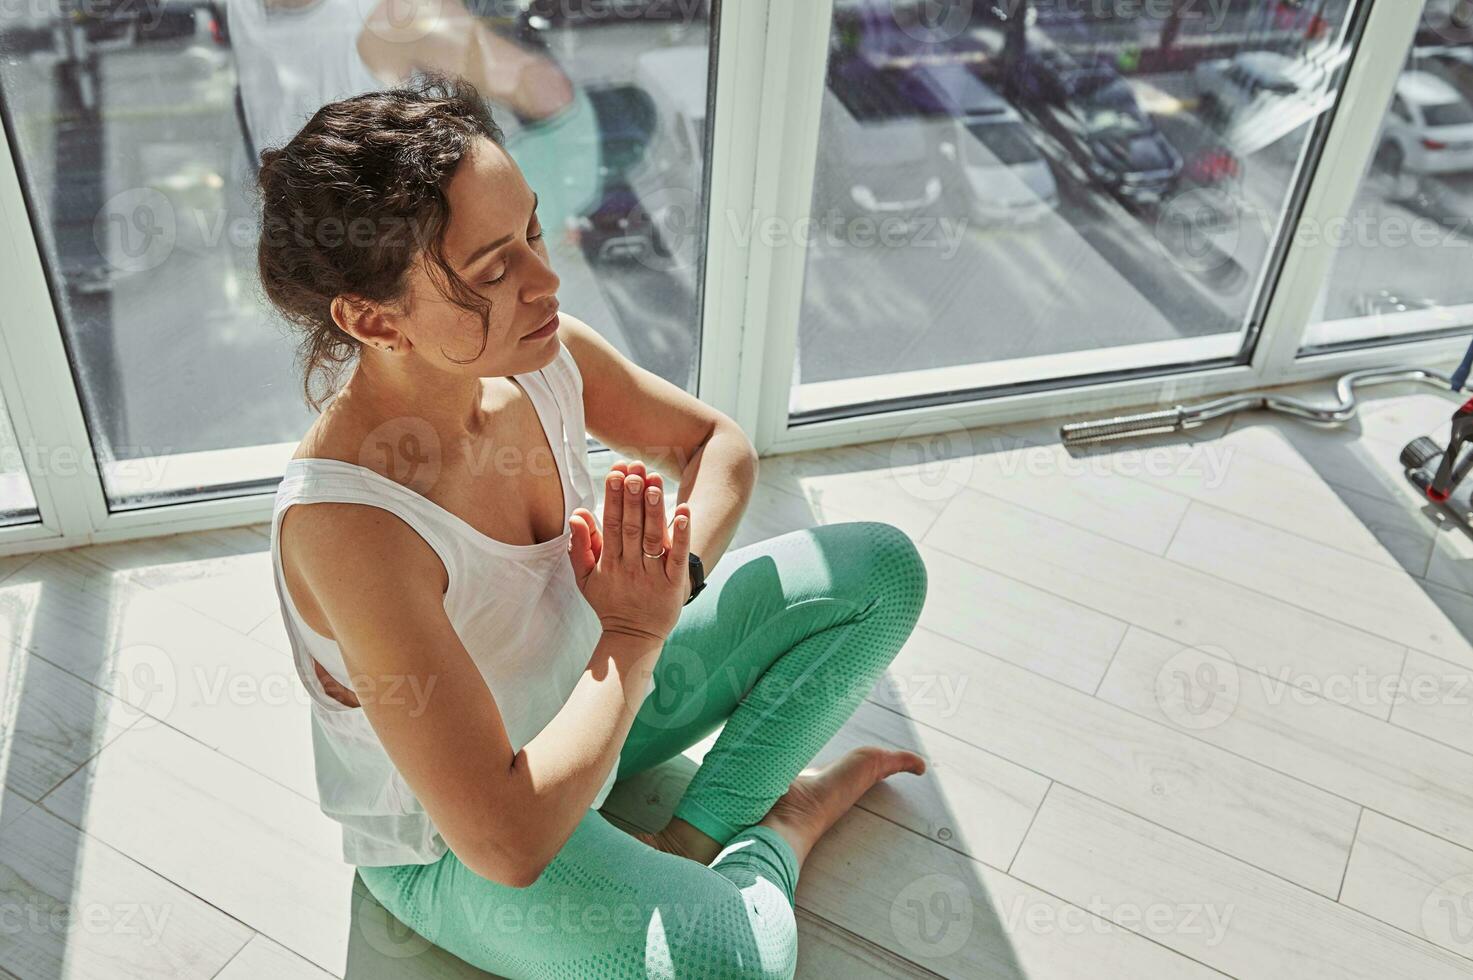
[
  {"left": 941, "top": 113, "right": 1058, "bottom": 224},
  {"left": 897, "top": 60, "right": 1058, "bottom": 224},
  {"left": 1193, "top": 50, "right": 1333, "bottom": 153},
  {"left": 1379, "top": 70, "right": 1473, "bottom": 175}
]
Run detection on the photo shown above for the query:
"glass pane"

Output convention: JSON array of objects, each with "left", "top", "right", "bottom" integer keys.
[
  {"left": 1304, "top": 1, "right": 1473, "bottom": 351},
  {"left": 0, "top": 0, "right": 711, "bottom": 509},
  {"left": 793, "top": 0, "right": 1362, "bottom": 418},
  {"left": 0, "top": 391, "right": 40, "bottom": 527}
]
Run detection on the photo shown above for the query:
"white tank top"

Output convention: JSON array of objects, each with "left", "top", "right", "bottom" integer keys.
[
  {"left": 226, "top": 0, "right": 389, "bottom": 156},
  {"left": 269, "top": 340, "right": 652, "bottom": 867}
]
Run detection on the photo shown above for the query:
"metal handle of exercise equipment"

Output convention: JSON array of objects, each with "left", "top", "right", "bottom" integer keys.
[{"left": 1059, "top": 368, "right": 1457, "bottom": 447}]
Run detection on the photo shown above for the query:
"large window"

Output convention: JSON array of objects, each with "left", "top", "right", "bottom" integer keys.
[
  {"left": 0, "top": 0, "right": 711, "bottom": 511},
  {"left": 0, "top": 0, "right": 1464, "bottom": 550},
  {"left": 792, "top": 0, "right": 1362, "bottom": 417},
  {"left": 1305, "top": 0, "right": 1473, "bottom": 350}
]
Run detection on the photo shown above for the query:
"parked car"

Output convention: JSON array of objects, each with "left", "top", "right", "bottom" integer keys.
[
  {"left": 894, "top": 59, "right": 1058, "bottom": 223},
  {"left": 1378, "top": 70, "right": 1473, "bottom": 175},
  {"left": 573, "top": 179, "right": 665, "bottom": 264},
  {"left": 1192, "top": 49, "right": 1333, "bottom": 152},
  {"left": 819, "top": 53, "right": 948, "bottom": 223},
  {"left": 1008, "top": 48, "right": 1121, "bottom": 108},
  {"left": 1419, "top": 44, "right": 1473, "bottom": 105},
  {"left": 1011, "top": 50, "right": 1180, "bottom": 209}
]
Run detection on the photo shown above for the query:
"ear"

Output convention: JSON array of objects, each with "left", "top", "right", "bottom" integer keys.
[{"left": 331, "top": 294, "right": 407, "bottom": 352}]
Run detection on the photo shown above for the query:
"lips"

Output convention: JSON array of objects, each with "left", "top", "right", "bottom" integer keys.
[{"left": 526, "top": 305, "right": 559, "bottom": 338}]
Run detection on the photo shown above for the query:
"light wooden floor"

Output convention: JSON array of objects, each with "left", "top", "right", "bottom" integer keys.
[{"left": 3, "top": 377, "right": 1473, "bottom": 978}]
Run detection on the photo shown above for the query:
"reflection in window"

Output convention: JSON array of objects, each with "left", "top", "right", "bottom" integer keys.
[
  {"left": 0, "top": 0, "right": 711, "bottom": 508},
  {"left": 1308, "top": 2, "right": 1473, "bottom": 350},
  {"left": 794, "top": 0, "right": 1361, "bottom": 417}
]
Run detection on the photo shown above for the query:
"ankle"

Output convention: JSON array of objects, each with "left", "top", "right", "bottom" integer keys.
[{"left": 660, "top": 818, "right": 723, "bottom": 864}]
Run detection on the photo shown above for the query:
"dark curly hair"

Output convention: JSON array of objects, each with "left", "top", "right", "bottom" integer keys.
[{"left": 253, "top": 70, "right": 506, "bottom": 410}]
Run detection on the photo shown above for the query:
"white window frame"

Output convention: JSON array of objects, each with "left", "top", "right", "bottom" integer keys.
[{"left": 0, "top": 0, "right": 1457, "bottom": 555}]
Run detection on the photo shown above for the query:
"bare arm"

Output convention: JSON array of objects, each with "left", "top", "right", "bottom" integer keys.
[
  {"left": 558, "top": 314, "right": 760, "bottom": 575},
  {"left": 283, "top": 502, "right": 659, "bottom": 886},
  {"left": 668, "top": 422, "right": 757, "bottom": 574}
]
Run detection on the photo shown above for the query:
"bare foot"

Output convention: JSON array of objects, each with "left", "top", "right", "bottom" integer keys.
[{"left": 757, "top": 746, "right": 926, "bottom": 868}]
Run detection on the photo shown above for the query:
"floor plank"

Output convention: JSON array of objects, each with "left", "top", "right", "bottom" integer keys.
[
  {"left": 1097, "top": 627, "right": 1473, "bottom": 855},
  {"left": 0, "top": 553, "right": 319, "bottom": 802},
  {"left": 40, "top": 721, "right": 355, "bottom": 975},
  {"left": 1011, "top": 785, "right": 1472, "bottom": 979},
  {"left": 1340, "top": 810, "right": 1473, "bottom": 962},
  {"left": 0, "top": 644, "right": 137, "bottom": 802},
  {"left": 0, "top": 803, "right": 251, "bottom": 979},
  {"left": 797, "top": 805, "right": 1227, "bottom": 980},
  {"left": 214, "top": 934, "right": 338, "bottom": 980},
  {"left": 923, "top": 486, "right": 1407, "bottom": 719},
  {"left": 1389, "top": 648, "right": 1473, "bottom": 754},
  {"left": 914, "top": 543, "right": 1126, "bottom": 694},
  {"left": 78, "top": 529, "right": 277, "bottom": 635},
  {"left": 882, "top": 629, "right": 1358, "bottom": 897},
  {"left": 1167, "top": 501, "right": 1473, "bottom": 666}
]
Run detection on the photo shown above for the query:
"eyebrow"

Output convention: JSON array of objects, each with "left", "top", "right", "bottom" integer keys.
[{"left": 460, "top": 192, "right": 539, "bottom": 272}]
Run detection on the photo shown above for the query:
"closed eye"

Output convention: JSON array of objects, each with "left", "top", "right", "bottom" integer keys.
[{"left": 482, "top": 223, "right": 544, "bottom": 286}]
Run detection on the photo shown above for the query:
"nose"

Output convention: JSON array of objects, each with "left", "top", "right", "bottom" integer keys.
[{"left": 521, "top": 242, "right": 560, "bottom": 303}]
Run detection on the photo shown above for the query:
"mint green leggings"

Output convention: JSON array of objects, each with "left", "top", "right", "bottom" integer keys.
[{"left": 357, "top": 521, "right": 928, "bottom": 979}]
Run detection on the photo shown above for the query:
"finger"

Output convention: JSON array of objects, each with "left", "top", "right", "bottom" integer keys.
[
  {"left": 572, "top": 507, "right": 601, "bottom": 563},
  {"left": 603, "top": 469, "right": 625, "bottom": 562},
  {"left": 667, "top": 502, "right": 692, "bottom": 583},
  {"left": 622, "top": 471, "right": 646, "bottom": 567},
  {"left": 627, "top": 459, "right": 646, "bottom": 482},
  {"left": 644, "top": 472, "right": 670, "bottom": 547},
  {"left": 567, "top": 513, "right": 594, "bottom": 579},
  {"left": 643, "top": 477, "right": 665, "bottom": 562}
]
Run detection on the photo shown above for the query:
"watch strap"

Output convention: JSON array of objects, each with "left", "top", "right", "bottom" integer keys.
[{"left": 685, "top": 551, "right": 707, "bottom": 605}]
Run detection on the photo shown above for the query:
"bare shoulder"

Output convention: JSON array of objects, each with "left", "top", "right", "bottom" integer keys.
[
  {"left": 553, "top": 311, "right": 622, "bottom": 376},
  {"left": 280, "top": 390, "right": 462, "bottom": 606},
  {"left": 278, "top": 475, "right": 450, "bottom": 637}
]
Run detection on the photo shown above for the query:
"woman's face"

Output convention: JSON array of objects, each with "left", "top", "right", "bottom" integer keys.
[{"left": 395, "top": 136, "right": 561, "bottom": 377}]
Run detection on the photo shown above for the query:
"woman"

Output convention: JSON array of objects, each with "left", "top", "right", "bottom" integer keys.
[{"left": 259, "top": 70, "right": 930, "bottom": 979}]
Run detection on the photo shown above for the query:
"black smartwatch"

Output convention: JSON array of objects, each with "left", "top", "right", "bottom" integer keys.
[{"left": 685, "top": 552, "right": 707, "bottom": 605}]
